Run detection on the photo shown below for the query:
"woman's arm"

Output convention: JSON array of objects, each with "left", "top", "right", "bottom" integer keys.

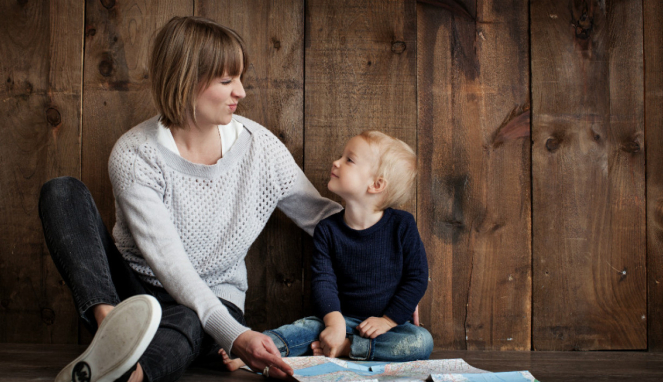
[{"left": 115, "top": 184, "right": 249, "bottom": 352}]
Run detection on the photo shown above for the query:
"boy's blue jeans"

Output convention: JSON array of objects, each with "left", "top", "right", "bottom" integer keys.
[{"left": 264, "top": 316, "right": 433, "bottom": 362}]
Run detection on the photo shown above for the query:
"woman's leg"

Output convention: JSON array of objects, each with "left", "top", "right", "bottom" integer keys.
[
  {"left": 138, "top": 304, "right": 207, "bottom": 382},
  {"left": 39, "top": 176, "right": 147, "bottom": 329},
  {"left": 40, "top": 177, "right": 159, "bottom": 382},
  {"left": 345, "top": 319, "right": 433, "bottom": 362},
  {"left": 140, "top": 293, "right": 247, "bottom": 381}
]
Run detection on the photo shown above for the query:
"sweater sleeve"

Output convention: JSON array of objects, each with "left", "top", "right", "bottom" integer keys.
[
  {"left": 310, "top": 223, "right": 341, "bottom": 318},
  {"left": 109, "top": 140, "right": 249, "bottom": 354},
  {"left": 270, "top": 135, "right": 342, "bottom": 236},
  {"left": 382, "top": 214, "right": 429, "bottom": 325}
]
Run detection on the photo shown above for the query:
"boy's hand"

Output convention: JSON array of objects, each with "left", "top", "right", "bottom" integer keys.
[
  {"left": 319, "top": 325, "right": 347, "bottom": 357},
  {"left": 357, "top": 316, "right": 397, "bottom": 339}
]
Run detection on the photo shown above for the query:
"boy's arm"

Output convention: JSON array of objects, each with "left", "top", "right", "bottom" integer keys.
[
  {"left": 382, "top": 215, "right": 429, "bottom": 325},
  {"left": 318, "top": 311, "right": 347, "bottom": 357},
  {"left": 311, "top": 223, "right": 350, "bottom": 356},
  {"left": 310, "top": 223, "right": 342, "bottom": 318}
]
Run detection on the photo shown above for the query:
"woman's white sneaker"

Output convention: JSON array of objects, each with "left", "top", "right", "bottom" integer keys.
[{"left": 55, "top": 294, "right": 162, "bottom": 382}]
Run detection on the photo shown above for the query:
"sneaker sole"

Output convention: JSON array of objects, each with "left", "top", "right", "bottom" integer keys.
[{"left": 55, "top": 294, "right": 162, "bottom": 382}]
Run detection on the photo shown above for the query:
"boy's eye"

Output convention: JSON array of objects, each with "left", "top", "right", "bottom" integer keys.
[{"left": 347, "top": 158, "right": 354, "bottom": 163}]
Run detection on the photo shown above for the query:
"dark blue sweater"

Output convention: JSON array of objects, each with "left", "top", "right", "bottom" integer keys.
[{"left": 311, "top": 208, "right": 428, "bottom": 325}]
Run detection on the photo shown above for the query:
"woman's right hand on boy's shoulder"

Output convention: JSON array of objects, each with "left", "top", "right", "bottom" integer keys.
[{"left": 231, "top": 330, "right": 294, "bottom": 379}]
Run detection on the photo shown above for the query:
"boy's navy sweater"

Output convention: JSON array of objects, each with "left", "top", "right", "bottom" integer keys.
[{"left": 311, "top": 208, "right": 428, "bottom": 325}]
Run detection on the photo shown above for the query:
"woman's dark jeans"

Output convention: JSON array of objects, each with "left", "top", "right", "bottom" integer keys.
[{"left": 39, "top": 176, "right": 245, "bottom": 382}]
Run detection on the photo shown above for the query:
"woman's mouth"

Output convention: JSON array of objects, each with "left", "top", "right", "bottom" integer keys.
[{"left": 229, "top": 104, "right": 237, "bottom": 112}]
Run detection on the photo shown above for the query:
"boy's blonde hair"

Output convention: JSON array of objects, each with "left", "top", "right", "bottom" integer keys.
[
  {"left": 149, "top": 16, "right": 248, "bottom": 129},
  {"left": 359, "top": 131, "right": 417, "bottom": 210}
]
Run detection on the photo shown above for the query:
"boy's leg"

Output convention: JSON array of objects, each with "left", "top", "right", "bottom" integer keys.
[
  {"left": 263, "top": 316, "right": 325, "bottom": 357},
  {"left": 346, "top": 320, "right": 433, "bottom": 362},
  {"left": 39, "top": 176, "right": 147, "bottom": 329}
]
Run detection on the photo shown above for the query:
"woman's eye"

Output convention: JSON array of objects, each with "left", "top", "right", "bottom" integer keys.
[{"left": 221, "top": 80, "right": 232, "bottom": 85}]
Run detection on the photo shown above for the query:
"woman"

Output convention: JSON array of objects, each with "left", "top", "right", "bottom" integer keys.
[{"left": 39, "top": 16, "right": 341, "bottom": 382}]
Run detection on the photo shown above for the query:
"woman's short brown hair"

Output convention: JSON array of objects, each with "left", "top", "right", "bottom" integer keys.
[{"left": 149, "top": 16, "right": 248, "bottom": 129}]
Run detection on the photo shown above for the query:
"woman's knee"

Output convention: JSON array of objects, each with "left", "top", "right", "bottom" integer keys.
[{"left": 39, "top": 177, "right": 87, "bottom": 213}]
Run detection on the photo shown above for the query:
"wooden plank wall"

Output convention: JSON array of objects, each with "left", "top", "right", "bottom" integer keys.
[
  {"left": 531, "top": 0, "right": 646, "bottom": 350},
  {"left": 0, "top": 0, "right": 658, "bottom": 352},
  {"left": 0, "top": 0, "right": 84, "bottom": 343},
  {"left": 417, "top": 0, "right": 531, "bottom": 350},
  {"left": 645, "top": 0, "right": 663, "bottom": 352}
]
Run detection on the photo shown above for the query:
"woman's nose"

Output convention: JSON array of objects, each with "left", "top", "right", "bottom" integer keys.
[{"left": 233, "top": 81, "right": 246, "bottom": 99}]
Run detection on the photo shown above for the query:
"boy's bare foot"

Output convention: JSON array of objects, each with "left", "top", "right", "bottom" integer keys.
[
  {"left": 310, "top": 338, "right": 351, "bottom": 358},
  {"left": 219, "top": 348, "right": 246, "bottom": 371}
]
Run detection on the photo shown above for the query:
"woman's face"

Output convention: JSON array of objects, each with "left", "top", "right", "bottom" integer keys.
[{"left": 194, "top": 73, "right": 246, "bottom": 127}]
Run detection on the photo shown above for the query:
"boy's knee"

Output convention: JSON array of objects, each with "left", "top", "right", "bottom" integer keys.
[{"left": 393, "top": 326, "right": 434, "bottom": 360}]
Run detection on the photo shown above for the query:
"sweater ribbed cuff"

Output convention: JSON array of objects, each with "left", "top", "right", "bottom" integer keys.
[{"left": 204, "top": 308, "right": 251, "bottom": 354}]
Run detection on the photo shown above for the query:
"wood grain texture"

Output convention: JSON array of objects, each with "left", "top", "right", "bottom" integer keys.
[
  {"left": 303, "top": 0, "right": 418, "bottom": 314},
  {"left": 531, "top": 0, "right": 646, "bottom": 350},
  {"left": 645, "top": 0, "right": 663, "bottom": 352},
  {"left": 0, "top": 0, "right": 83, "bottom": 343},
  {"left": 82, "top": 0, "right": 191, "bottom": 231},
  {"left": 417, "top": 0, "right": 531, "bottom": 350},
  {"left": 195, "top": 0, "right": 306, "bottom": 331}
]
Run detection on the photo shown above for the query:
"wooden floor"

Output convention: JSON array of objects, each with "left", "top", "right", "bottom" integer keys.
[{"left": 2, "top": 344, "right": 662, "bottom": 381}]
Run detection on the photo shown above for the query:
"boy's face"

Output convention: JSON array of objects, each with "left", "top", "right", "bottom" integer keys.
[{"left": 328, "top": 136, "right": 378, "bottom": 200}]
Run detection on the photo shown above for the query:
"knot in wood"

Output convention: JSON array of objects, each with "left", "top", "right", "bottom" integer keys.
[
  {"left": 46, "top": 107, "right": 61, "bottom": 126},
  {"left": 41, "top": 308, "right": 55, "bottom": 325},
  {"left": 99, "top": 57, "right": 114, "bottom": 77},
  {"left": 573, "top": 13, "right": 593, "bottom": 40},
  {"left": 86, "top": 26, "right": 96, "bottom": 37},
  {"left": 621, "top": 141, "right": 640, "bottom": 153},
  {"left": 100, "top": 0, "right": 115, "bottom": 9},
  {"left": 391, "top": 41, "right": 406, "bottom": 54},
  {"left": 545, "top": 137, "right": 560, "bottom": 152},
  {"left": 272, "top": 38, "right": 281, "bottom": 50}
]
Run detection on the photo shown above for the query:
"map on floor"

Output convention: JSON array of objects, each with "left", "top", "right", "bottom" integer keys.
[{"left": 272, "top": 356, "right": 540, "bottom": 382}]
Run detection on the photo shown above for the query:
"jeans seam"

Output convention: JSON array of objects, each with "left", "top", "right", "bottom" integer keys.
[
  {"left": 81, "top": 185, "right": 116, "bottom": 300},
  {"left": 265, "top": 330, "right": 290, "bottom": 357}
]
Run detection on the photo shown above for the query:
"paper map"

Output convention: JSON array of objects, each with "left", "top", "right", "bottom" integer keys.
[{"left": 275, "top": 356, "right": 539, "bottom": 382}]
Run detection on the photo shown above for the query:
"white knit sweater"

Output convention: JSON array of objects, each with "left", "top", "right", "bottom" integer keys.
[{"left": 108, "top": 115, "right": 342, "bottom": 353}]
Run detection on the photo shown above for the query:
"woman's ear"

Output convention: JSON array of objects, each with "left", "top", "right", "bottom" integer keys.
[{"left": 368, "top": 177, "right": 387, "bottom": 194}]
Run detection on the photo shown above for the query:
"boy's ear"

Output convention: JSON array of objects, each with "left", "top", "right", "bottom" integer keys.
[{"left": 368, "top": 177, "right": 387, "bottom": 194}]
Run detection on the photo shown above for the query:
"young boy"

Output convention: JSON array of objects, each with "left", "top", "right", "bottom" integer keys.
[{"left": 223, "top": 131, "right": 432, "bottom": 369}]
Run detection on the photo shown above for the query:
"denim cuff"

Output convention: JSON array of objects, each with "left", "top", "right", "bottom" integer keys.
[
  {"left": 348, "top": 334, "right": 374, "bottom": 361},
  {"left": 264, "top": 330, "right": 289, "bottom": 357}
]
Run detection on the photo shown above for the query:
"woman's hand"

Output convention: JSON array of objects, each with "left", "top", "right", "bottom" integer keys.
[
  {"left": 318, "top": 325, "right": 347, "bottom": 358},
  {"left": 357, "top": 316, "right": 396, "bottom": 339},
  {"left": 231, "top": 330, "right": 293, "bottom": 380}
]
